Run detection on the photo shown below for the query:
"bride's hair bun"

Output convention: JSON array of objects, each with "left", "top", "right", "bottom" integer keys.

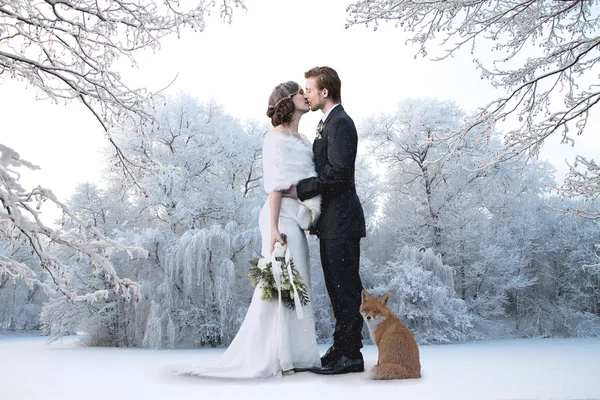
[{"left": 267, "top": 81, "right": 299, "bottom": 127}]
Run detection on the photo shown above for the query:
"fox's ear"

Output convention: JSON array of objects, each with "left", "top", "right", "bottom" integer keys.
[
  {"left": 361, "top": 289, "right": 370, "bottom": 303},
  {"left": 380, "top": 293, "right": 390, "bottom": 307}
]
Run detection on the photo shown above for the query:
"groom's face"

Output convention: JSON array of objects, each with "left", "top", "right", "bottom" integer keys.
[{"left": 305, "top": 77, "right": 326, "bottom": 112}]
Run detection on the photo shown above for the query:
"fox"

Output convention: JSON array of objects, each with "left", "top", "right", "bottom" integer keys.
[{"left": 360, "top": 289, "right": 421, "bottom": 380}]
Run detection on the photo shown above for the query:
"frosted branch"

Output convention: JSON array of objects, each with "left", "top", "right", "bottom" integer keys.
[{"left": 1, "top": 144, "right": 146, "bottom": 302}]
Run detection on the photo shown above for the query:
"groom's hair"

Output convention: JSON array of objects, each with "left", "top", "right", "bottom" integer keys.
[{"left": 305, "top": 66, "right": 342, "bottom": 103}]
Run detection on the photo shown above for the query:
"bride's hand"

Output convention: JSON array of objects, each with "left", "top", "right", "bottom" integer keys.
[
  {"left": 282, "top": 185, "right": 298, "bottom": 199},
  {"left": 270, "top": 228, "right": 284, "bottom": 254}
]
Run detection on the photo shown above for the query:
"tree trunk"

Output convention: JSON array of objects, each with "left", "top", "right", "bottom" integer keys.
[
  {"left": 459, "top": 265, "right": 466, "bottom": 301},
  {"left": 514, "top": 291, "right": 520, "bottom": 331}
]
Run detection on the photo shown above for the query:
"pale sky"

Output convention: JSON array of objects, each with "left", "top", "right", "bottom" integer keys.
[{"left": 2, "top": 0, "right": 598, "bottom": 213}]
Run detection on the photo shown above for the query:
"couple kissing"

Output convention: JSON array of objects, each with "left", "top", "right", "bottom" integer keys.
[{"left": 183, "top": 66, "right": 366, "bottom": 379}]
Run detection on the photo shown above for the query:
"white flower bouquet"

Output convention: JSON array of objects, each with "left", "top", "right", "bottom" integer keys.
[{"left": 248, "top": 233, "right": 309, "bottom": 311}]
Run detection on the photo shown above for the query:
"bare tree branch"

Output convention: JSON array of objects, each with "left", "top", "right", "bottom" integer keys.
[{"left": 347, "top": 0, "right": 599, "bottom": 175}]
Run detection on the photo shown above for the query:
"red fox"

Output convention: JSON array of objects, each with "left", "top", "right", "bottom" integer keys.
[{"left": 360, "top": 289, "right": 421, "bottom": 380}]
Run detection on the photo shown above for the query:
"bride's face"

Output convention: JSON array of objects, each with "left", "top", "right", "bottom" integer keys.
[{"left": 292, "top": 88, "right": 310, "bottom": 113}]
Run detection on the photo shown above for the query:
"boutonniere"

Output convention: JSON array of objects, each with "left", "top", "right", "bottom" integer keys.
[{"left": 315, "top": 121, "right": 324, "bottom": 140}]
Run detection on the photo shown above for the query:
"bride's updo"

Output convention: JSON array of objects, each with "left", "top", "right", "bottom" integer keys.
[{"left": 266, "top": 81, "right": 299, "bottom": 127}]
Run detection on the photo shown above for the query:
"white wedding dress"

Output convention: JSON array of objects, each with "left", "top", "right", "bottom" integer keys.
[{"left": 183, "top": 131, "right": 322, "bottom": 378}]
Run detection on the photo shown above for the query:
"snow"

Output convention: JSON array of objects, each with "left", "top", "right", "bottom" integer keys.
[{"left": 2, "top": 333, "right": 599, "bottom": 400}]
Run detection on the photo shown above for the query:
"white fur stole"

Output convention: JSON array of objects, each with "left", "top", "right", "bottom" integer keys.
[{"left": 262, "top": 131, "right": 321, "bottom": 229}]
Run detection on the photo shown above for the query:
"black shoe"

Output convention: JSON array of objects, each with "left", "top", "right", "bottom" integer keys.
[
  {"left": 310, "top": 355, "right": 364, "bottom": 375},
  {"left": 320, "top": 346, "right": 341, "bottom": 367}
]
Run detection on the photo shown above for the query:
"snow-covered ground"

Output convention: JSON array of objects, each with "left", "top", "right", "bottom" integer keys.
[{"left": 2, "top": 333, "right": 599, "bottom": 400}]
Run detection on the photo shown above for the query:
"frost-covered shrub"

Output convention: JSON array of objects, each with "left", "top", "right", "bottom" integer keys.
[
  {"left": 0, "top": 277, "right": 47, "bottom": 331},
  {"left": 0, "top": 244, "right": 47, "bottom": 331},
  {"left": 39, "top": 228, "right": 175, "bottom": 347},
  {"left": 517, "top": 301, "right": 600, "bottom": 338},
  {"left": 140, "top": 223, "right": 260, "bottom": 348},
  {"left": 362, "top": 246, "right": 473, "bottom": 344}
]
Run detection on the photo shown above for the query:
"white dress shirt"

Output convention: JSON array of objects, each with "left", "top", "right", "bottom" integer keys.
[{"left": 321, "top": 103, "right": 340, "bottom": 123}]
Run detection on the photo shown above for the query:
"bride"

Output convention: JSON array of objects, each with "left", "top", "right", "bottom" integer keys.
[{"left": 183, "top": 81, "right": 322, "bottom": 378}]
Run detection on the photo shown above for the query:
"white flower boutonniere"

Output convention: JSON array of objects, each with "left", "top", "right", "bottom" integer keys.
[{"left": 315, "top": 120, "right": 324, "bottom": 140}]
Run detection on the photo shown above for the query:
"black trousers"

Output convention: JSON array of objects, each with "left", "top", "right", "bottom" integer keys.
[{"left": 319, "top": 237, "right": 363, "bottom": 357}]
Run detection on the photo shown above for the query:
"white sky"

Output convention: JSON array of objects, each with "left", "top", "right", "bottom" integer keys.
[{"left": 1, "top": 0, "right": 598, "bottom": 207}]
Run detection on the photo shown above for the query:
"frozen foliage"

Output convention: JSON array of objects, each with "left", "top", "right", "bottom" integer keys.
[
  {"left": 1, "top": 0, "right": 245, "bottom": 303},
  {"left": 40, "top": 206, "right": 262, "bottom": 348},
  {"left": 362, "top": 97, "right": 600, "bottom": 338},
  {"left": 0, "top": 247, "right": 46, "bottom": 330},
  {"left": 11, "top": 94, "right": 600, "bottom": 346},
  {"left": 0, "top": 0, "right": 244, "bottom": 133},
  {"left": 362, "top": 246, "right": 473, "bottom": 343},
  {"left": 561, "top": 157, "right": 600, "bottom": 216},
  {"left": 109, "top": 94, "right": 264, "bottom": 233},
  {"left": 163, "top": 226, "right": 236, "bottom": 347},
  {"left": 0, "top": 145, "right": 145, "bottom": 303},
  {"left": 513, "top": 199, "right": 600, "bottom": 337},
  {"left": 0, "top": 279, "right": 45, "bottom": 330},
  {"left": 361, "top": 98, "right": 493, "bottom": 251},
  {"left": 38, "top": 227, "right": 170, "bottom": 346},
  {"left": 0, "top": 240, "right": 46, "bottom": 330},
  {"left": 347, "top": 0, "right": 600, "bottom": 165},
  {"left": 139, "top": 223, "right": 260, "bottom": 348},
  {"left": 39, "top": 94, "right": 265, "bottom": 347},
  {"left": 348, "top": 2, "right": 600, "bottom": 285},
  {"left": 348, "top": 2, "right": 600, "bottom": 270},
  {"left": 558, "top": 157, "right": 600, "bottom": 270},
  {"left": 398, "top": 244, "right": 455, "bottom": 290}
]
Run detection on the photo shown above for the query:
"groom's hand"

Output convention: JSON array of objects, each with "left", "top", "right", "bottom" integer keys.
[{"left": 282, "top": 185, "right": 298, "bottom": 199}]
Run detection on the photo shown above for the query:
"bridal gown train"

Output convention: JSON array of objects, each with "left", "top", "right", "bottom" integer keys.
[
  {"left": 184, "top": 130, "right": 321, "bottom": 378},
  {"left": 183, "top": 132, "right": 322, "bottom": 379}
]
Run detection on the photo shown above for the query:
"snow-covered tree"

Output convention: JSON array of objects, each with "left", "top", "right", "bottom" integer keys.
[
  {"left": 348, "top": 2, "right": 600, "bottom": 330},
  {"left": 68, "top": 182, "right": 129, "bottom": 232},
  {"left": 1, "top": 0, "right": 245, "bottom": 302},
  {"left": 361, "top": 97, "right": 505, "bottom": 264},
  {"left": 561, "top": 157, "right": 600, "bottom": 219},
  {"left": 517, "top": 198, "right": 600, "bottom": 336},
  {"left": 154, "top": 223, "right": 260, "bottom": 348},
  {"left": 40, "top": 227, "right": 177, "bottom": 346},
  {"left": 347, "top": 0, "right": 600, "bottom": 166},
  {"left": 0, "top": 242, "right": 47, "bottom": 330},
  {"left": 108, "top": 94, "right": 264, "bottom": 234},
  {"left": 362, "top": 246, "right": 473, "bottom": 344},
  {"left": 1, "top": 0, "right": 244, "bottom": 136},
  {"left": 558, "top": 157, "right": 600, "bottom": 270},
  {"left": 361, "top": 97, "right": 566, "bottom": 333},
  {"left": 39, "top": 95, "right": 265, "bottom": 347},
  {"left": 1, "top": 146, "right": 144, "bottom": 302},
  {"left": 361, "top": 98, "right": 471, "bottom": 251}
]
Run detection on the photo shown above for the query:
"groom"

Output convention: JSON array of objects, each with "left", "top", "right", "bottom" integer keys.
[{"left": 287, "top": 66, "right": 366, "bottom": 375}]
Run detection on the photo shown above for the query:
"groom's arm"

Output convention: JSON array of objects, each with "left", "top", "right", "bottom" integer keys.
[{"left": 297, "top": 116, "right": 357, "bottom": 201}]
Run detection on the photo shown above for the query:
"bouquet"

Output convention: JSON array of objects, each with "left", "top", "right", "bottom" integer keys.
[{"left": 248, "top": 233, "right": 310, "bottom": 311}]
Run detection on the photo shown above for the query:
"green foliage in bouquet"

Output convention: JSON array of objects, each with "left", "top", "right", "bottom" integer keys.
[{"left": 248, "top": 234, "right": 310, "bottom": 310}]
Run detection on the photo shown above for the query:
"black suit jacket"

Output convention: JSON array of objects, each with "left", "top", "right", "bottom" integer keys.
[{"left": 297, "top": 105, "right": 366, "bottom": 240}]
